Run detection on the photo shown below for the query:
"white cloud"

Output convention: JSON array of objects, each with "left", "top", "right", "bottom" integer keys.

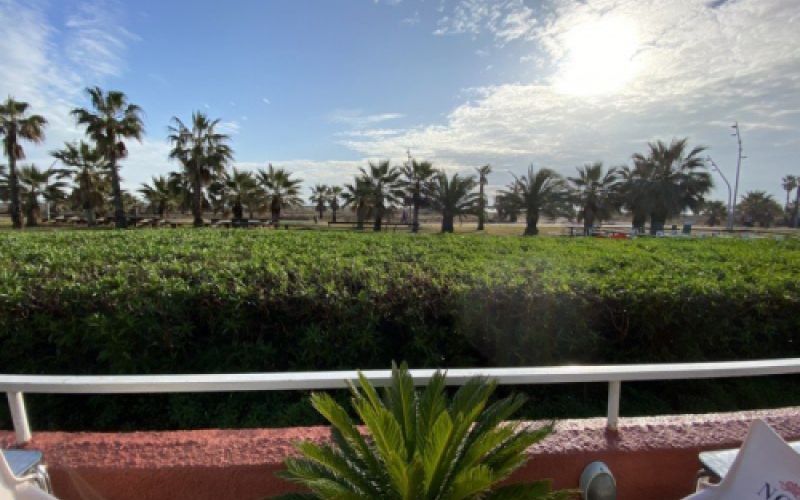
[
  {"left": 401, "top": 11, "right": 421, "bottom": 25},
  {"left": 261, "top": 97, "right": 270, "bottom": 105},
  {"left": 218, "top": 121, "right": 241, "bottom": 135},
  {"left": 327, "top": 108, "right": 405, "bottom": 128},
  {"left": 0, "top": 0, "right": 164, "bottom": 194},
  {"left": 350, "top": 0, "right": 800, "bottom": 198},
  {"left": 64, "top": 0, "right": 136, "bottom": 78},
  {"left": 434, "top": 0, "right": 537, "bottom": 44}
]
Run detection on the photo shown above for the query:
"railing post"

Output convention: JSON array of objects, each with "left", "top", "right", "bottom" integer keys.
[
  {"left": 606, "top": 381, "right": 621, "bottom": 431},
  {"left": 7, "top": 391, "right": 32, "bottom": 444}
]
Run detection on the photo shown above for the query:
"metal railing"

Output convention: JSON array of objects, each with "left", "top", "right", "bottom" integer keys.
[{"left": 3, "top": 358, "right": 800, "bottom": 444}]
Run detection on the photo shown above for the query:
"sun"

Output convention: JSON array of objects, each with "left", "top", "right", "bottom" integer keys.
[{"left": 554, "top": 16, "right": 640, "bottom": 96}]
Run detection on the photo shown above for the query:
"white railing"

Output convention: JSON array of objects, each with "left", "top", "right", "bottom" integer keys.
[{"left": 3, "top": 358, "right": 800, "bottom": 444}]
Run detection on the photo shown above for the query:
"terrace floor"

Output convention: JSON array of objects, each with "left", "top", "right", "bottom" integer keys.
[{"left": 3, "top": 406, "right": 800, "bottom": 500}]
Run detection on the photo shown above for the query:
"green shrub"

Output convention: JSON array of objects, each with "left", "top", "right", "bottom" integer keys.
[
  {"left": 276, "top": 363, "right": 571, "bottom": 500},
  {"left": 0, "top": 230, "right": 799, "bottom": 430}
]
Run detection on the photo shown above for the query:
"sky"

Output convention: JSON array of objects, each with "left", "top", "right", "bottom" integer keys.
[{"left": 0, "top": 0, "right": 798, "bottom": 202}]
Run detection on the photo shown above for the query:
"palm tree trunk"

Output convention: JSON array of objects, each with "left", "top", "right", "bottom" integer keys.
[
  {"left": 632, "top": 210, "right": 646, "bottom": 234},
  {"left": 25, "top": 194, "right": 38, "bottom": 227},
  {"left": 192, "top": 175, "right": 203, "bottom": 227},
  {"left": 583, "top": 211, "right": 595, "bottom": 236},
  {"left": 477, "top": 185, "right": 485, "bottom": 231},
  {"left": 650, "top": 213, "right": 667, "bottom": 235},
  {"left": 331, "top": 206, "right": 337, "bottom": 223},
  {"left": 356, "top": 205, "right": 365, "bottom": 230},
  {"left": 373, "top": 201, "right": 383, "bottom": 232},
  {"left": 108, "top": 154, "right": 126, "bottom": 229},
  {"left": 794, "top": 186, "right": 800, "bottom": 228},
  {"left": 7, "top": 153, "right": 22, "bottom": 229},
  {"left": 524, "top": 209, "right": 539, "bottom": 236},
  {"left": 271, "top": 197, "right": 281, "bottom": 228},
  {"left": 412, "top": 194, "right": 420, "bottom": 233},
  {"left": 441, "top": 213, "right": 454, "bottom": 233}
]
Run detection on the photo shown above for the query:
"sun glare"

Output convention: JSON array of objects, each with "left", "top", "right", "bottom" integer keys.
[{"left": 554, "top": 16, "right": 640, "bottom": 96}]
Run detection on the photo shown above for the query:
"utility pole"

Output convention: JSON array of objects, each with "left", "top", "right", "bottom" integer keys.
[
  {"left": 707, "top": 157, "right": 733, "bottom": 230},
  {"left": 730, "top": 122, "right": 745, "bottom": 229}
]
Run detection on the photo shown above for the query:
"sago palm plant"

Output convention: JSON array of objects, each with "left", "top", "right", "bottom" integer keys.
[{"left": 277, "top": 363, "right": 569, "bottom": 500}]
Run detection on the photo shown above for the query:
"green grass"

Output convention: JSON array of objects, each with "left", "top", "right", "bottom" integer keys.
[{"left": 1, "top": 229, "right": 799, "bottom": 431}]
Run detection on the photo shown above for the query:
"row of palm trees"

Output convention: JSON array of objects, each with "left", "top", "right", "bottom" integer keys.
[{"left": 4, "top": 86, "right": 794, "bottom": 234}]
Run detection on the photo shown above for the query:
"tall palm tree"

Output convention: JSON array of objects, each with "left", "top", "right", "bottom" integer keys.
[
  {"left": 0, "top": 97, "right": 47, "bottom": 229},
  {"left": 138, "top": 175, "right": 177, "bottom": 219},
  {"left": 475, "top": 164, "right": 492, "bottom": 230},
  {"left": 18, "top": 164, "right": 68, "bottom": 226},
  {"left": 501, "top": 166, "right": 568, "bottom": 236},
  {"left": 630, "top": 138, "right": 712, "bottom": 234},
  {"left": 256, "top": 164, "right": 302, "bottom": 227},
  {"left": 341, "top": 176, "right": 372, "bottom": 230},
  {"left": 427, "top": 171, "right": 478, "bottom": 233},
  {"left": 401, "top": 159, "right": 435, "bottom": 233},
  {"left": 738, "top": 190, "right": 783, "bottom": 228},
  {"left": 361, "top": 160, "right": 403, "bottom": 232},
  {"left": 618, "top": 165, "right": 648, "bottom": 232},
  {"left": 226, "top": 168, "right": 261, "bottom": 220},
  {"left": 309, "top": 184, "right": 329, "bottom": 221},
  {"left": 168, "top": 112, "right": 233, "bottom": 227},
  {"left": 328, "top": 185, "right": 342, "bottom": 223},
  {"left": 781, "top": 175, "right": 797, "bottom": 209},
  {"left": 72, "top": 87, "right": 143, "bottom": 228},
  {"left": 52, "top": 141, "right": 106, "bottom": 225},
  {"left": 568, "top": 162, "right": 620, "bottom": 235}
]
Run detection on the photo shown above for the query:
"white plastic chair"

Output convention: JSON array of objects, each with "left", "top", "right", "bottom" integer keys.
[
  {"left": 685, "top": 419, "right": 800, "bottom": 499},
  {"left": 0, "top": 452, "right": 57, "bottom": 500}
]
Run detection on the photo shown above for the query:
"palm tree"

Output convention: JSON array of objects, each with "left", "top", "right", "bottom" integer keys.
[
  {"left": 494, "top": 185, "right": 520, "bottom": 222},
  {"left": 427, "top": 171, "right": 478, "bottom": 233},
  {"left": 278, "top": 363, "right": 567, "bottom": 500},
  {"left": 72, "top": 87, "right": 143, "bottom": 228},
  {"left": 226, "top": 168, "right": 261, "bottom": 220},
  {"left": 781, "top": 175, "right": 797, "bottom": 208},
  {"left": 52, "top": 141, "right": 106, "bottom": 225},
  {"left": 341, "top": 176, "right": 372, "bottom": 230},
  {"left": 328, "top": 186, "right": 342, "bottom": 223},
  {"left": 401, "top": 159, "right": 435, "bottom": 233},
  {"left": 568, "top": 162, "right": 620, "bottom": 235},
  {"left": 618, "top": 165, "right": 648, "bottom": 232},
  {"left": 256, "top": 164, "right": 302, "bottom": 227},
  {"left": 475, "top": 164, "right": 492, "bottom": 230},
  {"left": 361, "top": 160, "right": 403, "bottom": 232},
  {"left": 702, "top": 200, "right": 728, "bottom": 227},
  {"left": 206, "top": 171, "right": 230, "bottom": 216},
  {"left": 138, "top": 175, "right": 176, "bottom": 219},
  {"left": 168, "top": 112, "right": 233, "bottom": 227},
  {"left": 309, "top": 184, "right": 329, "bottom": 221},
  {"left": 500, "top": 166, "right": 568, "bottom": 236},
  {"left": 630, "top": 138, "right": 712, "bottom": 234},
  {"left": 737, "top": 191, "right": 783, "bottom": 227},
  {"left": 18, "top": 164, "right": 68, "bottom": 226},
  {"left": 0, "top": 97, "right": 47, "bottom": 229}
]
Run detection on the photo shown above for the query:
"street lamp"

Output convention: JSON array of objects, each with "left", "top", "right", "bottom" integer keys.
[
  {"left": 706, "top": 156, "right": 733, "bottom": 231},
  {"left": 730, "top": 122, "right": 746, "bottom": 229}
]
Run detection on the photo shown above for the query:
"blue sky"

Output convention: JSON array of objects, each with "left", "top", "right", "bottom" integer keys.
[{"left": 1, "top": 0, "right": 799, "bottom": 201}]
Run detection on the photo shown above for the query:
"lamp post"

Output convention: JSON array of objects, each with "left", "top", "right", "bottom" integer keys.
[
  {"left": 730, "top": 122, "right": 745, "bottom": 229},
  {"left": 707, "top": 156, "right": 733, "bottom": 230}
]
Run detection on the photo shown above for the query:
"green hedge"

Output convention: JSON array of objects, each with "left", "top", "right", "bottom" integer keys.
[{"left": 1, "top": 230, "right": 799, "bottom": 430}]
